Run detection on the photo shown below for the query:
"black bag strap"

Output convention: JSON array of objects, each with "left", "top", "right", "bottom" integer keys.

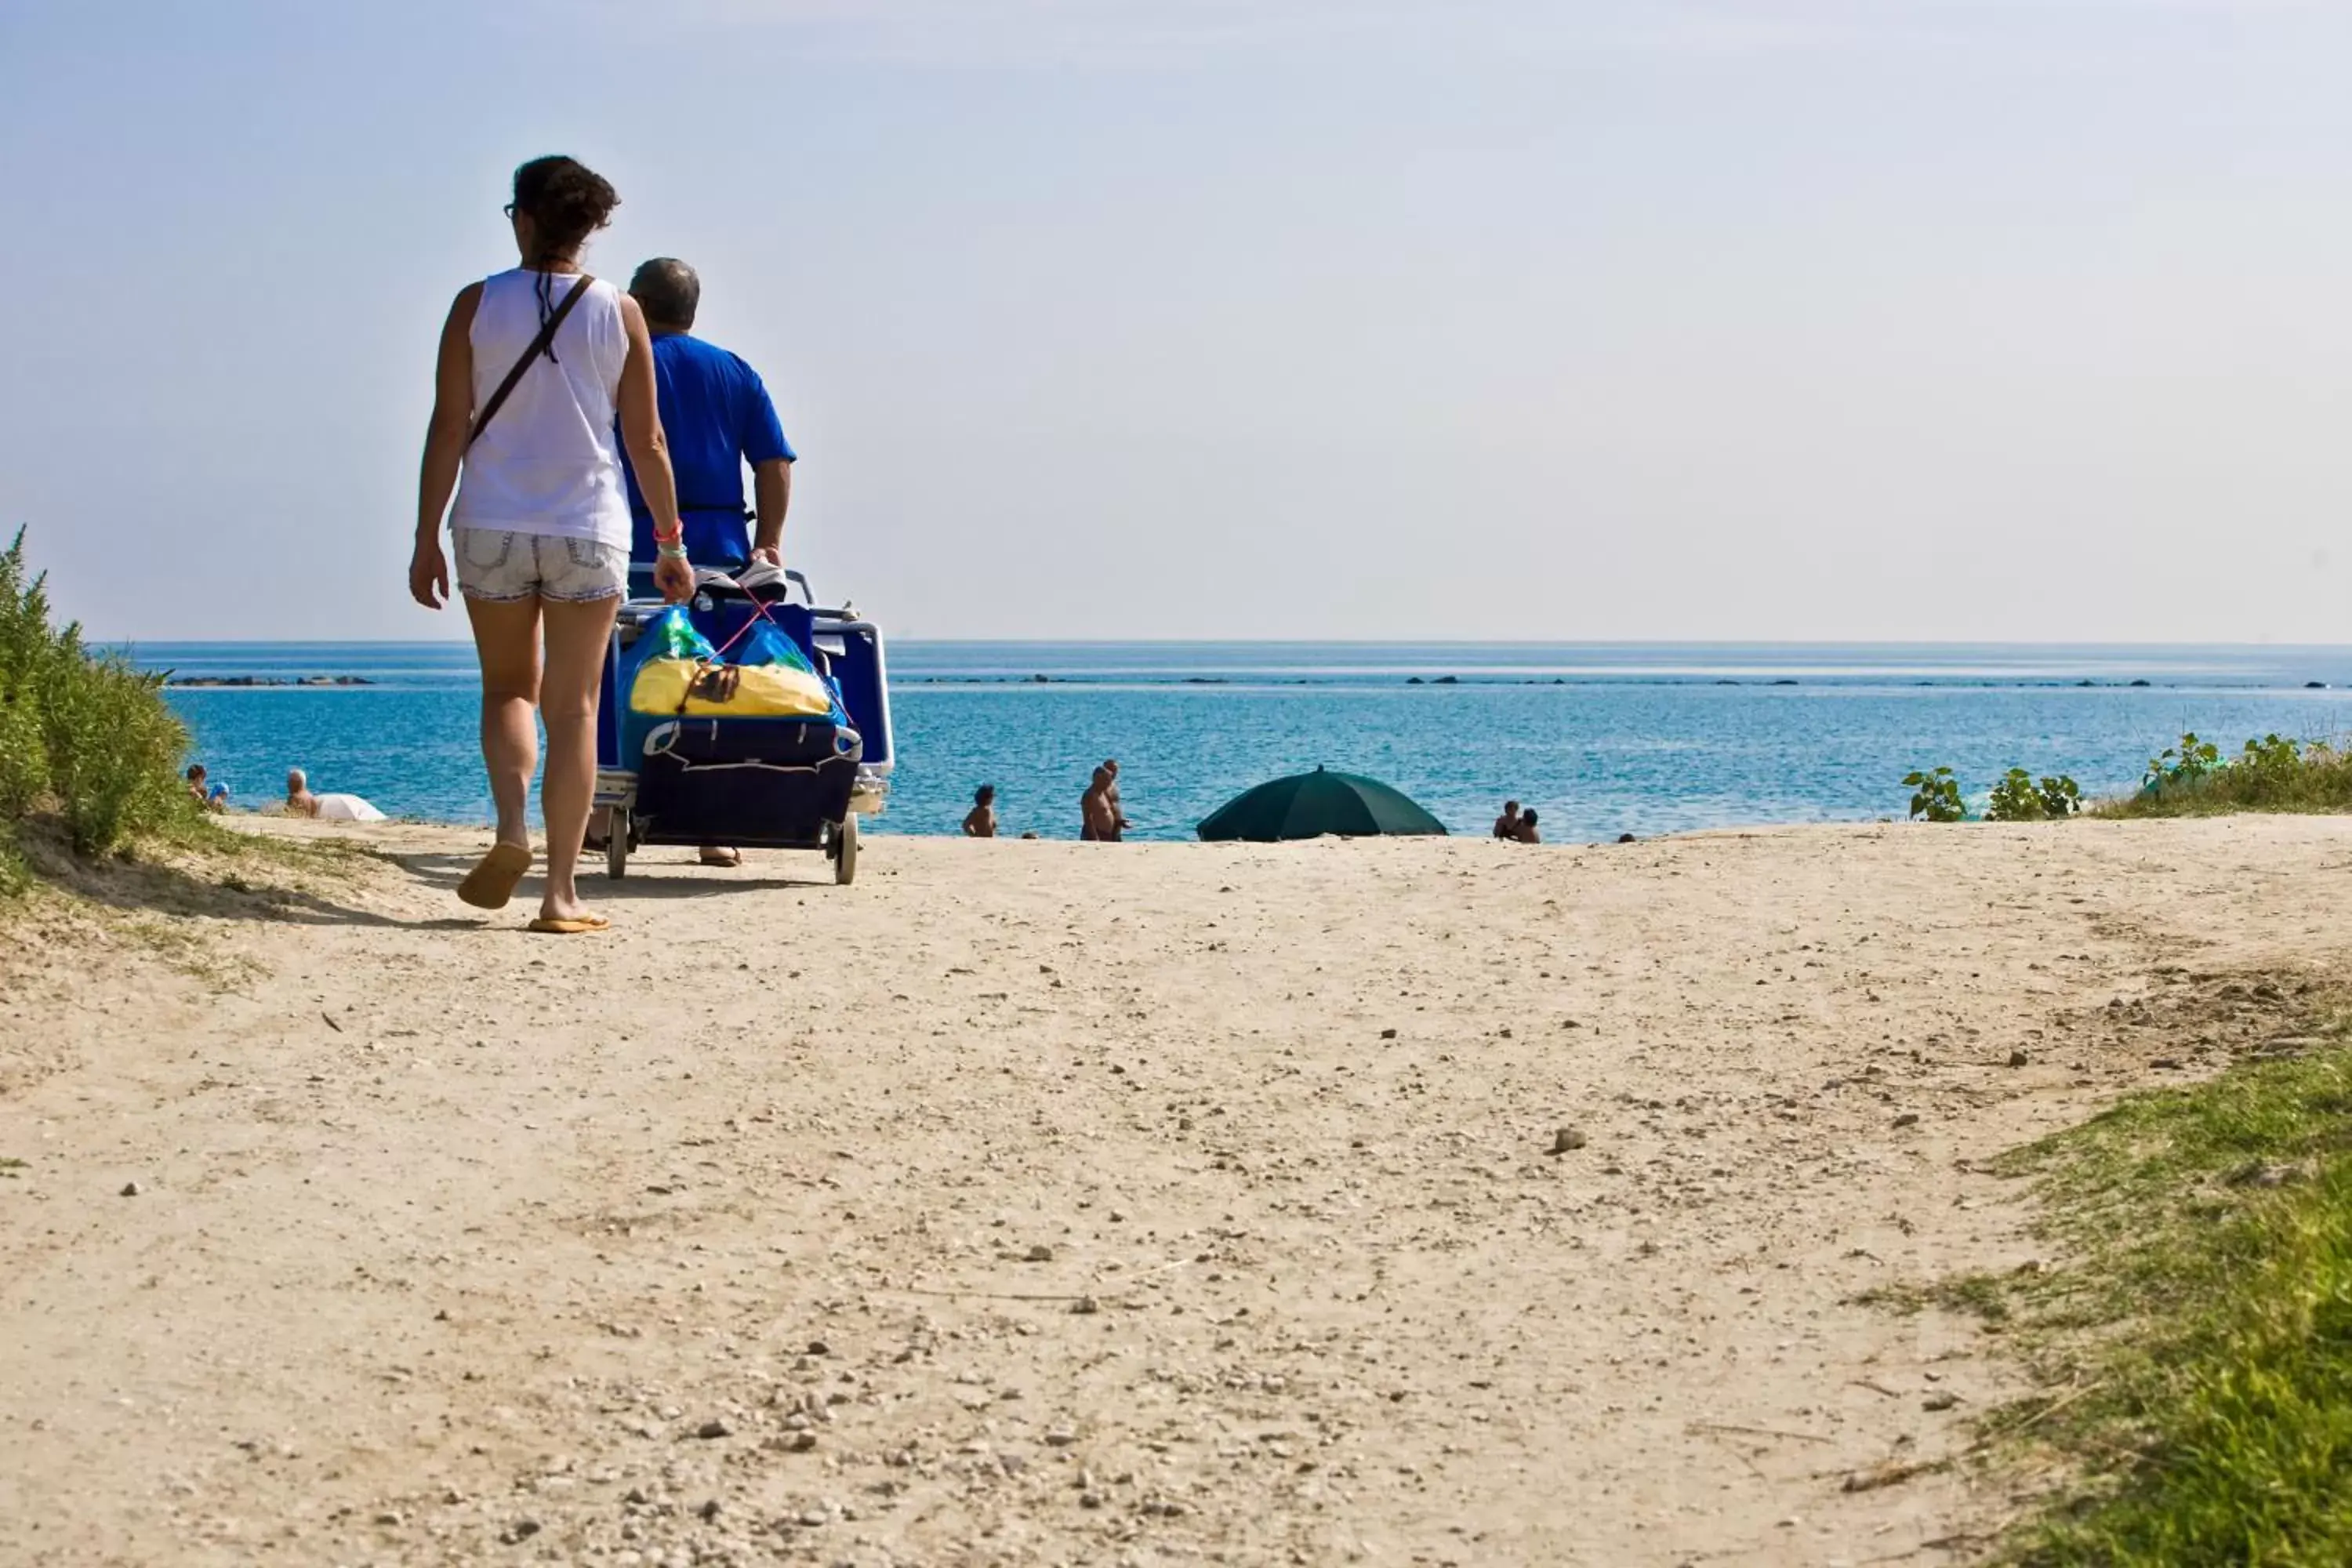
[{"left": 466, "top": 274, "right": 595, "bottom": 448}]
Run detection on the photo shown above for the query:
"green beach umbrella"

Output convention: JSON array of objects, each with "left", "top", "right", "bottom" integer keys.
[{"left": 1196, "top": 767, "right": 1449, "bottom": 842}]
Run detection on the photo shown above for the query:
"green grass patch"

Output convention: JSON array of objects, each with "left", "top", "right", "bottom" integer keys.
[
  {"left": 2092, "top": 732, "right": 2352, "bottom": 819},
  {"left": 1915, "top": 1022, "right": 2352, "bottom": 1563}
]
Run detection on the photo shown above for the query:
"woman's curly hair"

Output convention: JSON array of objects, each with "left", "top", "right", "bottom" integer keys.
[{"left": 510, "top": 155, "right": 619, "bottom": 260}]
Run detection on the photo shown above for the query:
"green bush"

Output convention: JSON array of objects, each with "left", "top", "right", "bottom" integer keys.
[
  {"left": 1985, "top": 768, "right": 2082, "bottom": 822},
  {"left": 2097, "top": 731, "right": 2352, "bottom": 818},
  {"left": 1904, "top": 766, "right": 1966, "bottom": 822},
  {"left": 0, "top": 528, "right": 194, "bottom": 873}
]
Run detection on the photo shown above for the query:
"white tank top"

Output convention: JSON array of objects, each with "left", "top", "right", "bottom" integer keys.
[{"left": 448, "top": 269, "right": 632, "bottom": 546}]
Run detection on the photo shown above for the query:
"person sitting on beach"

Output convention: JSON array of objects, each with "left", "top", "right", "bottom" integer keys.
[
  {"left": 407, "top": 155, "right": 691, "bottom": 932},
  {"left": 1082, "top": 768, "right": 1120, "bottom": 842},
  {"left": 1515, "top": 808, "right": 1541, "bottom": 844},
  {"left": 1492, "top": 800, "right": 1520, "bottom": 840},
  {"left": 963, "top": 784, "right": 998, "bottom": 838},
  {"left": 185, "top": 764, "right": 225, "bottom": 812}
]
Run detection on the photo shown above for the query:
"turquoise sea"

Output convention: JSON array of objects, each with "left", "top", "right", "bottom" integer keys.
[{"left": 137, "top": 641, "right": 2352, "bottom": 844}]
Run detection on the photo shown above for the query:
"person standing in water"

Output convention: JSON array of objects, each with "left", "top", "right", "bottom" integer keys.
[
  {"left": 408, "top": 155, "right": 691, "bottom": 934},
  {"left": 1081, "top": 768, "right": 1119, "bottom": 842},
  {"left": 963, "top": 784, "right": 998, "bottom": 838},
  {"left": 1101, "top": 758, "right": 1131, "bottom": 840}
]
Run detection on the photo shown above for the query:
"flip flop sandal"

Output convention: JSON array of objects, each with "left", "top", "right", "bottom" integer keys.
[
  {"left": 457, "top": 842, "right": 533, "bottom": 910},
  {"left": 526, "top": 915, "right": 612, "bottom": 935}
]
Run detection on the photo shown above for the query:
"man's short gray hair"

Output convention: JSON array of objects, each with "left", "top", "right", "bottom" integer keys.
[{"left": 629, "top": 257, "right": 701, "bottom": 329}]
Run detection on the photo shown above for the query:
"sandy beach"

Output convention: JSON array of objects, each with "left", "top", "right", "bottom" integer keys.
[{"left": 5, "top": 815, "right": 2348, "bottom": 1566}]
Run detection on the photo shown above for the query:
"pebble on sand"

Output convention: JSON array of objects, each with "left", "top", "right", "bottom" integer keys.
[
  {"left": 1549, "top": 1127, "right": 1588, "bottom": 1155},
  {"left": 119, "top": 1181, "right": 141, "bottom": 1197}
]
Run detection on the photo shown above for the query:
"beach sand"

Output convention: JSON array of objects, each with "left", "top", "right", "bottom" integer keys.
[{"left": 5, "top": 815, "right": 2348, "bottom": 1566}]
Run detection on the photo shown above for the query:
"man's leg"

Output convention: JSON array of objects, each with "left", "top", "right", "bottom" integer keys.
[{"left": 539, "top": 593, "right": 623, "bottom": 922}]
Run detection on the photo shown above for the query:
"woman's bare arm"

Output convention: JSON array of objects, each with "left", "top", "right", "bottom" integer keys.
[
  {"left": 616, "top": 295, "right": 692, "bottom": 599},
  {"left": 409, "top": 285, "right": 480, "bottom": 608}
]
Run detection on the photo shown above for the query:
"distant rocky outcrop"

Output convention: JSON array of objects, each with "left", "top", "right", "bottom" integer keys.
[{"left": 168, "top": 674, "right": 374, "bottom": 688}]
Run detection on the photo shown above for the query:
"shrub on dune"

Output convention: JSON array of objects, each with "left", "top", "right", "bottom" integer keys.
[{"left": 0, "top": 528, "right": 194, "bottom": 879}]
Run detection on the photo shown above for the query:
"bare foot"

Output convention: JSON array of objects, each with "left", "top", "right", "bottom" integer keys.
[{"left": 538, "top": 891, "right": 601, "bottom": 925}]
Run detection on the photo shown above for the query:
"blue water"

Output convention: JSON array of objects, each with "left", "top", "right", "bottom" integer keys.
[{"left": 133, "top": 641, "right": 2352, "bottom": 844}]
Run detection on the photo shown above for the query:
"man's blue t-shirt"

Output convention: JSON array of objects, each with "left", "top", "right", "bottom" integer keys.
[{"left": 622, "top": 332, "right": 796, "bottom": 568}]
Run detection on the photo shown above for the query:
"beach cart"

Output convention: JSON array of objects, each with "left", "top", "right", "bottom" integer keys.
[{"left": 593, "top": 567, "right": 893, "bottom": 884}]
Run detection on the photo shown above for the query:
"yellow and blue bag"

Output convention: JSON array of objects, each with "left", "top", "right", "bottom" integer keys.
[{"left": 626, "top": 607, "right": 838, "bottom": 720}]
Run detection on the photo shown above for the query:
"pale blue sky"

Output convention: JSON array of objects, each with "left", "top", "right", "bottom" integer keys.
[{"left": 4, "top": 0, "right": 2349, "bottom": 641}]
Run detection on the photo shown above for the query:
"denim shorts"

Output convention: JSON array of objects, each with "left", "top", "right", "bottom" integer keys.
[{"left": 452, "top": 529, "right": 627, "bottom": 604}]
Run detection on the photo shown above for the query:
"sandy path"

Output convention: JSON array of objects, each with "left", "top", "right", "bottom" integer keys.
[{"left": 5, "top": 816, "right": 2349, "bottom": 1567}]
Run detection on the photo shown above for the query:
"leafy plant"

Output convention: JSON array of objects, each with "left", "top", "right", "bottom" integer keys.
[
  {"left": 1904, "top": 766, "right": 1965, "bottom": 822},
  {"left": 2038, "top": 774, "right": 2081, "bottom": 818},
  {"left": 1985, "top": 768, "right": 2042, "bottom": 822},
  {"left": 0, "top": 526, "right": 197, "bottom": 875},
  {"left": 2235, "top": 732, "right": 2304, "bottom": 789},
  {"left": 2144, "top": 731, "right": 2222, "bottom": 794}
]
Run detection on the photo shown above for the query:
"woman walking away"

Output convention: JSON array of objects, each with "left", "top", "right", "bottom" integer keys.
[{"left": 409, "top": 155, "right": 692, "bottom": 933}]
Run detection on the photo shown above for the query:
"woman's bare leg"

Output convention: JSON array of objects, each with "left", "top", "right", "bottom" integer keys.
[
  {"left": 464, "top": 595, "right": 543, "bottom": 851},
  {"left": 538, "top": 593, "right": 622, "bottom": 921}
]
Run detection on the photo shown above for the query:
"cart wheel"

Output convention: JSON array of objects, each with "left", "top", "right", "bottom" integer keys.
[
  {"left": 833, "top": 813, "right": 858, "bottom": 885},
  {"left": 607, "top": 808, "right": 630, "bottom": 880}
]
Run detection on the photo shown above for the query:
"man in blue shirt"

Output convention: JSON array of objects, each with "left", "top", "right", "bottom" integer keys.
[
  {"left": 620, "top": 258, "right": 797, "bottom": 573},
  {"left": 607, "top": 259, "right": 798, "bottom": 869}
]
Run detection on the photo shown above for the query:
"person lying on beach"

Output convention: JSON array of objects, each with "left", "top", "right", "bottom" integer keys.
[
  {"left": 285, "top": 768, "right": 387, "bottom": 823},
  {"left": 1515, "top": 808, "right": 1541, "bottom": 844},
  {"left": 1081, "top": 768, "right": 1120, "bottom": 841},
  {"left": 963, "top": 784, "right": 997, "bottom": 838},
  {"left": 1492, "top": 800, "right": 1520, "bottom": 840}
]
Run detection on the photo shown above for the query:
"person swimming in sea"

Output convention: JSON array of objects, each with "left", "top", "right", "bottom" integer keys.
[
  {"left": 963, "top": 783, "right": 997, "bottom": 838},
  {"left": 1492, "top": 799, "right": 1520, "bottom": 840}
]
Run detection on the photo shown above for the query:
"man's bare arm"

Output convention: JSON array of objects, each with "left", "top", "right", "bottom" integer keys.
[{"left": 752, "top": 457, "right": 792, "bottom": 562}]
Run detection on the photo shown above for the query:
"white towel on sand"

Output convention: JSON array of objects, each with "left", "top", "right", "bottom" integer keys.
[{"left": 314, "top": 793, "right": 386, "bottom": 822}]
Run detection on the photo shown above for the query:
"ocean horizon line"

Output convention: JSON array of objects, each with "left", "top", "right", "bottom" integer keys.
[{"left": 107, "top": 635, "right": 2352, "bottom": 651}]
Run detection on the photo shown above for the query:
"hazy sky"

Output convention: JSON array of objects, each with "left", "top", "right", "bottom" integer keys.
[{"left": 4, "top": 0, "right": 2350, "bottom": 642}]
